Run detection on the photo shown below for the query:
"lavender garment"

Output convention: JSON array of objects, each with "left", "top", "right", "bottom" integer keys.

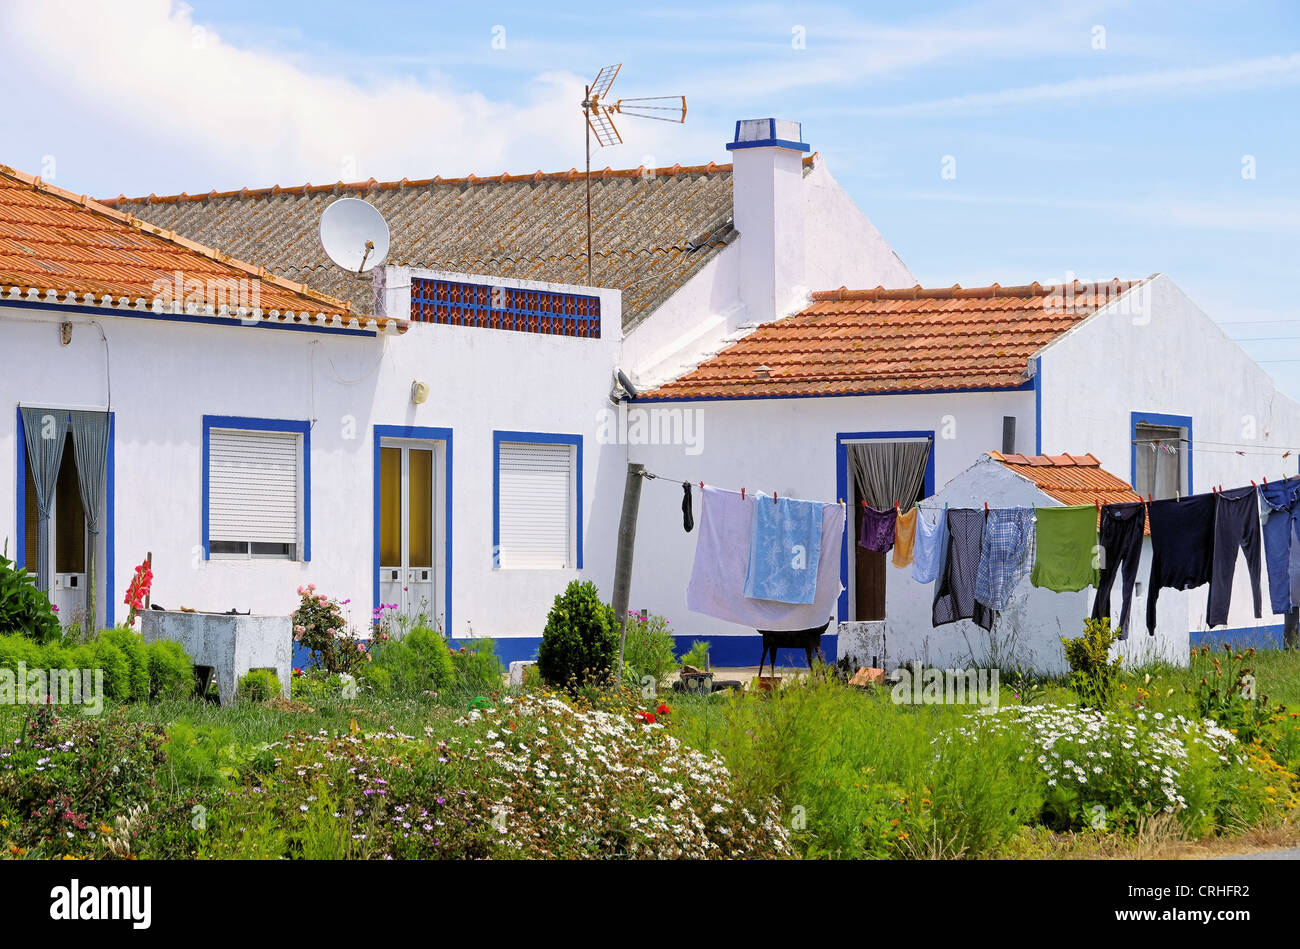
[{"left": 859, "top": 505, "right": 898, "bottom": 553}]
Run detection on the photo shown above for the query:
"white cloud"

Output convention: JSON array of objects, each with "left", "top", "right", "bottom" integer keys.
[
  {"left": 848, "top": 53, "right": 1300, "bottom": 117},
  {"left": 0, "top": 0, "right": 715, "bottom": 197}
]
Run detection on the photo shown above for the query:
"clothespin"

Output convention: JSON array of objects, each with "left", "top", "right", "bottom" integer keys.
[
  {"left": 894, "top": 499, "right": 899, "bottom": 510},
  {"left": 699, "top": 481, "right": 703, "bottom": 489},
  {"left": 772, "top": 491, "right": 778, "bottom": 504},
  {"left": 1251, "top": 480, "right": 1256, "bottom": 487},
  {"left": 741, "top": 487, "right": 746, "bottom": 501},
  {"left": 983, "top": 501, "right": 989, "bottom": 512}
]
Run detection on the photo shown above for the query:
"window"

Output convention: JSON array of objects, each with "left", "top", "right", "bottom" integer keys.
[
  {"left": 494, "top": 433, "right": 581, "bottom": 569},
  {"left": 1134, "top": 421, "right": 1187, "bottom": 500},
  {"left": 204, "top": 418, "right": 309, "bottom": 560}
]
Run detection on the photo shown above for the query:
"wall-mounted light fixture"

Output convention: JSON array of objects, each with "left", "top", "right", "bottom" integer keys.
[
  {"left": 59, "top": 322, "right": 73, "bottom": 346},
  {"left": 411, "top": 381, "right": 429, "bottom": 405}
]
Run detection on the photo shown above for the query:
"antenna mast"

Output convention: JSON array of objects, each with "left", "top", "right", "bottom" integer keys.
[{"left": 580, "top": 64, "right": 686, "bottom": 287}]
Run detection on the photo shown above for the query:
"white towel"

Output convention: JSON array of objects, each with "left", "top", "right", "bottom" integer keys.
[{"left": 686, "top": 486, "right": 845, "bottom": 631}]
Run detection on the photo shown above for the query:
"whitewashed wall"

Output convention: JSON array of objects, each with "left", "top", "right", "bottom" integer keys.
[
  {"left": 1038, "top": 274, "right": 1300, "bottom": 643},
  {"left": 0, "top": 272, "right": 624, "bottom": 654}
]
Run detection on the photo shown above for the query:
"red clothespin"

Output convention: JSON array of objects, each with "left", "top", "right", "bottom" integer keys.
[
  {"left": 894, "top": 500, "right": 899, "bottom": 510},
  {"left": 699, "top": 481, "right": 703, "bottom": 489},
  {"left": 773, "top": 491, "right": 778, "bottom": 504},
  {"left": 983, "top": 501, "right": 989, "bottom": 512},
  {"left": 1263, "top": 476, "right": 1268, "bottom": 485},
  {"left": 741, "top": 487, "right": 746, "bottom": 501},
  {"left": 1251, "top": 480, "right": 1256, "bottom": 487}
]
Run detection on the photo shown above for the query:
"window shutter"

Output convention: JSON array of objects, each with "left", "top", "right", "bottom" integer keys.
[
  {"left": 498, "top": 442, "right": 573, "bottom": 568},
  {"left": 209, "top": 429, "right": 301, "bottom": 547}
]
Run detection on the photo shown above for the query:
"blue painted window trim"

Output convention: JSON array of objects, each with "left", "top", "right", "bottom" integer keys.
[
  {"left": 835, "top": 430, "right": 937, "bottom": 622},
  {"left": 372, "top": 425, "right": 454, "bottom": 638},
  {"left": 14, "top": 406, "right": 116, "bottom": 627},
  {"left": 1130, "top": 411, "right": 1193, "bottom": 497},
  {"left": 492, "top": 430, "right": 584, "bottom": 571},
  {"left": 202, "top": 415, "right": 312, "bottom": 561}
]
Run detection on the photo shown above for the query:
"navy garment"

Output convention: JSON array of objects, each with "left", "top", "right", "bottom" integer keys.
[
  {"left": 1206, "top": 485, "right": 1263, "bottom": 627},
  {"left": 1146, "top": 492, "right": 1216, "bottom": 634},
  {"left": 682, "top": 482, "right": 694, "bottom": 533},
  {"left": 1091, "top": 501, "right": 1146, "bottom": 640},
  {"left": 1260, "top": 478, "right": 1300, "bottom": 614},
  {"left": 932, "top": 508, "right": 994, "bottom": 630}
]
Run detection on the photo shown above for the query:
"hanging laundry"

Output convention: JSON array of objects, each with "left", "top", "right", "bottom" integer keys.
[
  {"left": 1260, "top": 477, "right": 1300, "bottom": 614},
  {"left": 744, "top": 493, "right": 824, "bottom": 605},
  {"left": 891, "top": 506, "right": 918, "bottom": 568},
  {"left": 974, "top": 507, "right": 1037, "bottom": 611},
  {"left": 681, "top": 482, "right": 694, "bottom": 533},
  {"left": 1206, "top": 485, "right": 1263, "bottom": 627},
  {"left": 1146, "top": 492, "right": 1215, "bottom": 634},
  {"left": 859, "top": 505, "right": 897, "bottom": 553},
  {"left": 933, "top": 508, "right": 993, "bottom": 630},
  {"left": 686, "top": 486, "right": 845, "bottom": 630},
  {"left": 1091, "top": 501, "right": 1146, "bottom": 640},
  {"left": 1030, "top": 505, "right": 1099, "bottom": 593},
  {"left": 911, "top": 506, "right": 947, "bottom": 584}
]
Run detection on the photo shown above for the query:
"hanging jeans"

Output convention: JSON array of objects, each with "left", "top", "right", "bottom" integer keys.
[
  {"left": 1206, "top": 485, "right": 1263, "bottom": 627},
  {"left": 1091, "top": 501, "right": 1146, "bottom": 639},
  {"left": 1146, "top": 493, "right": 1215, "bottom": 634},
  {"left": 933, "top": 508, "right": 993, "bottom": 630},
  {"left": 1260, "top": 478, "right": 1300, "bottom": 614}
]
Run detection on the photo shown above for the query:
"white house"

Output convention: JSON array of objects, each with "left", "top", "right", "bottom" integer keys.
[{"left": 5, "top": 116, "right": 1298, "bottom": 673}]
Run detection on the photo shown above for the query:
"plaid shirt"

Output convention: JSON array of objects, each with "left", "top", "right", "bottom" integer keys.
[{"left": 975, "top": 507, "right": 1037, "bottom": 610}]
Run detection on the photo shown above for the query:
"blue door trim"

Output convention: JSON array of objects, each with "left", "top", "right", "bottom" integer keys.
[
  {"left": 202, "top": 415, "right": 312, "bottom": 561},
  {"left": 15, "top": 406, "right": 116, "bottom": 627},
  {"left": 373, "top": 425, "right": 454, "bottom": 637},
  {"left": 1130, "top": 411, "right": 1193, "bottom": 496},
  {"left": 835, "top": 430, "right": 936, "bottom": 622},
  {"left": 492, "top": 430, "right": 584, "bottom": 570}
]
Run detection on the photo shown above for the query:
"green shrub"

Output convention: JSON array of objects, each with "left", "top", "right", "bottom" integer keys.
[
  {"left": 1061, "top": 617, "right": 1123, "bottom": 707},
  {"left": 621, "top": 612, "right": 678, "bottom": 686},
  {"left": 681, "top": 639, "right": 710, "bottom": 670},
  {"left": 99, "top": 627, "right": 151, "bottom": 701},
  {"left": 536, "top": 580, "right": 617, "bottom": 692},
  {"left": 147, "top": 639, "right": 194, "bottom": 701},
  {"left": 89, "top": 638, "right": 131, "bottom": 701},
  {"left": 362, "top": 626, "right": 455, "bottom": 696},
  {"left": 451, "top": 638, "right": 504, "bottom": 694},
  {"left": 0, "top": 546, "right": 60, "bottom": 642},
  {"left": 236, "top": 668, "right": 282, "bottom": 703}
]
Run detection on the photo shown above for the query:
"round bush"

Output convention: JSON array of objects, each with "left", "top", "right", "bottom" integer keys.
[
  {"left": 362, "top": 626, "right": 455, "bottom": 696},
  {"left": 146, "top": 640, "right": 194, "bottom": 701},
  {"left": 99, "top": 627, "right": 150, "bottom": 701},
  {"left": 89, "top": 639, "right": 131, "bottom": 701},
  {"left": 537, "top": 580, "right": 617, "bottom": 692},
  {"left": 236, "top": 669, "right": 282, "bottom": 703}
]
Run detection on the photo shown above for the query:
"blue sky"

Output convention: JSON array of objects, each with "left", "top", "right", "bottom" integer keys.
[{"left": 3, "top": 0, "right": 1297, "bottom": 396}]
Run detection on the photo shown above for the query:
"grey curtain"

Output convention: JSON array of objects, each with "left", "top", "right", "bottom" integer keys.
[
  {"left": 69, "top": 410, "right": 109, "bottom": 632},
  {"left": 20, "top": 407, "right": 70, "bottom": 593},
  {"left": 849, "top": 439, "right": 932, "bottom": 511}
]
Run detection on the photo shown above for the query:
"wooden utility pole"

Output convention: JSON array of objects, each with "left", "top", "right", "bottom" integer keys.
[
  {"left": 1285, "top": 607, "right": 1298, "bottom": 650},
  {"left": 612, "top": 462, "right": 645, "bottom": 675}
]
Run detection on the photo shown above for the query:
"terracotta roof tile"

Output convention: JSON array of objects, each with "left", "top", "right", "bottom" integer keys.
[
  {"left": 99, "top": 157, "right": 815, "bottom": 331},
  {"left": 0, "top": 163, "right": 406, "bottom": 333},
  {"left": 639, "top": 279, "right": 1146, "bottom": 399},
  {"left": 988, "top": 450, "right": 1147, "bottom": 531}
]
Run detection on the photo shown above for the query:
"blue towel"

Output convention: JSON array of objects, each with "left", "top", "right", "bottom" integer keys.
[{"left": 743, "top": 493, "right": 824, "bottom": 604}]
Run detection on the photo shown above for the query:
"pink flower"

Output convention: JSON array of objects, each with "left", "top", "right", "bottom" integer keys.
[{"left": 296, "top": 586, "right": 305, "bottom": 595}]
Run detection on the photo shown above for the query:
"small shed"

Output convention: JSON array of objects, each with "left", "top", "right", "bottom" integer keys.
[{"left": 839, "top": 451, "right": 1188, "bottom": 676}]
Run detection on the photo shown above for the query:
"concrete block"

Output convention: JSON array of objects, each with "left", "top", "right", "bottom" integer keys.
[{"left": 141, "top": 610, "right": 292, "bottom": 705}]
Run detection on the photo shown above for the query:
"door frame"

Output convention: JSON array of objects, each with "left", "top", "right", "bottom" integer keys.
[
  {"left": 372, "top": 425, "right": 453, "bottom": 637},
  {"left": 14, "top": 405, "right": 116, "bottom": 627},
  {"left": 835, "top": 430, "right": 935, "bottom": 622}
]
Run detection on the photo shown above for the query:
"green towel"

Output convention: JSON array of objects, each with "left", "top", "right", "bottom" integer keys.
[{"left": 1030, "top": 505, "right": 1099, "bottom": 592}]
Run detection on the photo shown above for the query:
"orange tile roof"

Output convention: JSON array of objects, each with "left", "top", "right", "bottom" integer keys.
[
  {"left": 988, "top": 450, "right": 1147, "bottom": 531},
  {"left": 639, "top": 279, "right": 1146, "bottom": 399},
  {"left": 0, "top": 163, "right": 406, "bottom": 333},
  {"left": 98, "top": 156, "right": 818, "bottom": 331}
]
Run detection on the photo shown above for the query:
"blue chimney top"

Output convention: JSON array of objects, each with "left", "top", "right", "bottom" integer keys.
[{"left": 726, "top": 119, "right": 810, "bottom": 152}]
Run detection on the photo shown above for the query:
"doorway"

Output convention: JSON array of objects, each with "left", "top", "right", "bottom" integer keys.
[{"left": 376, "top": 435, "right": 446, "bottom": 630}]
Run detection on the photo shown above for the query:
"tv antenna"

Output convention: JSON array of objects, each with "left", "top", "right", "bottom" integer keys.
[
  {"left": 581, "top": 64, "right": 687, "bottom": 284},
  {"left": 319, "top": 197, "right": 391, "bottom": 276}
]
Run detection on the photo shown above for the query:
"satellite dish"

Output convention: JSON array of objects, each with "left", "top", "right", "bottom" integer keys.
[{"left": 319, "top": 198, "right": 390, "bottom": 273}]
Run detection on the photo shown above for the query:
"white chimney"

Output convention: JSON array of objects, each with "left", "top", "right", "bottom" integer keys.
[{"left": 726, "top": 119, "right": 810, "bottom": 328}]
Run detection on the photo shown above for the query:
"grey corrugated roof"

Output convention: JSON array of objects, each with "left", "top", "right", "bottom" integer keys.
[{"left": 103, "top": 162, "right": 751, "bottom": 331}]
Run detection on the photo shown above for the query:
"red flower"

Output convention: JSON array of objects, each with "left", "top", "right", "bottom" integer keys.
[
  {"left": 656, "top": 703, "right": 671, "bottom": 716},
  {"left": 634, "top": 711, "right": 657, "bottom": 725}
]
